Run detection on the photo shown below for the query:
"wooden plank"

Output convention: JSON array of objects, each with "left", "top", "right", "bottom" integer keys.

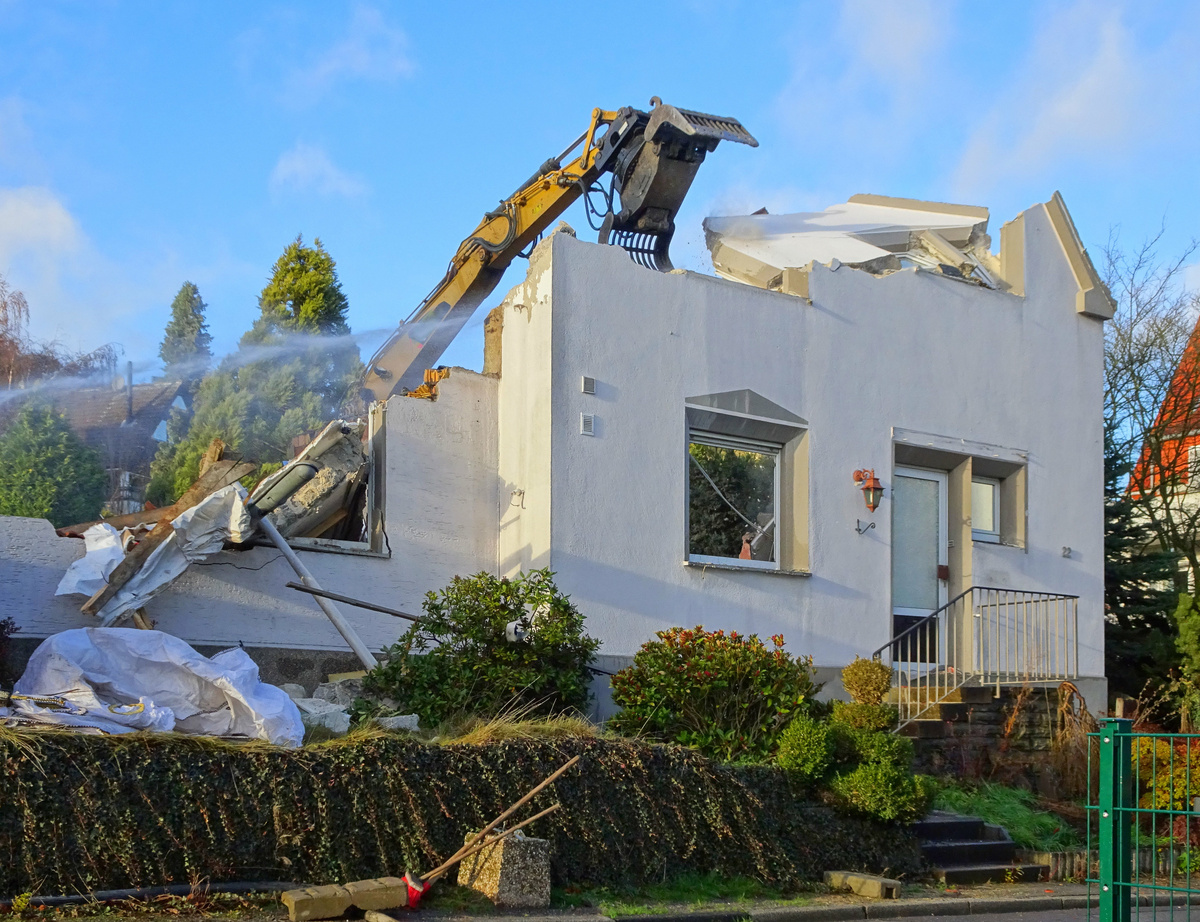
[
  {"left": 58, "top": 506, "right": 175, "bottom": 536},
  {"left": 59, "top": 444, "right": 248, "bottom": 536},
  {"left": 80, "top": 458, "right": 256, "bottom": 615}
]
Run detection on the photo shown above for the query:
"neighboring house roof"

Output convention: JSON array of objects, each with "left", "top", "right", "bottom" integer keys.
[
  {"left": 1129, "top": 314, "right": 1200, "bottom": 495},
  {"left": 56, "top": 380, "right": 182, "bottom": 436},
  {"left": 0, "top": 379, "right": 182, "bottom": 445}
]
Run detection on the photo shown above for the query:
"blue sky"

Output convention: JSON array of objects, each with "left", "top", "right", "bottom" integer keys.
[{"left": 1, "top": 1, "right": 1198, "bottom": 377}]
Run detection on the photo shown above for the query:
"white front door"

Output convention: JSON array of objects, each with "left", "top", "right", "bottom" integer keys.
[{"left": 891, "top": 467, "right": 948, "bottom": 647}]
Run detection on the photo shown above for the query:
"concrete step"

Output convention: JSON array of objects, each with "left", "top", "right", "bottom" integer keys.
[
  {"left": 921, "top": 838, "right": 1017, "bottom": 866},
  {"left": 913, "top": 812, "right": 987, "bottom": 842},
  {"left": 912, "top": 702, "right": 972, "bottom": 721},
  {"left": 933, "top": 862, "right": 1048, "bottom": 885},
  {"left": 889, "top": 686, "right": 995, "bottom": 706}
]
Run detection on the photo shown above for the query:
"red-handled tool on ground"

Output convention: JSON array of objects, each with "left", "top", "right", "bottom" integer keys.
[{"left": 404, "top": 755, "right": 579, "bottom": 909}]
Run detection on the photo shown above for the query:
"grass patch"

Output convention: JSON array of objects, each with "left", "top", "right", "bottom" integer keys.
[
  {"left": 933, "top": 781, "right": 1082, "bottom": 851},
  {"left": 552, "top": 871, "right": 812, "bottom": 918},
  {"left": 430, "top": 710, "right": 602, "bottom": 746}
]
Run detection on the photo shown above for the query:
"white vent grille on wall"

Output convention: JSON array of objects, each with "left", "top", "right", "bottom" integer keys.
[
  {"left": 582, "top": 376, "right": 596, "bottom": 395},
  {"left": 580, "top": 413, "right": 595, "bottom": 436}
]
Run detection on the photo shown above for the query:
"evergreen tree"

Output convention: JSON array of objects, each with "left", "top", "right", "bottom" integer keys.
[
  {"left": 159, "top": 282, "right": 212, "bottom": 377},
  {"left": 1105, "top": 419, "right": 1180, "bottom": 697},
  {"left": 147, "top": 237, "right": 362, "bottom": 504},
  {"left": 0, "top": 404, "right": 106, "bottom": 526}
]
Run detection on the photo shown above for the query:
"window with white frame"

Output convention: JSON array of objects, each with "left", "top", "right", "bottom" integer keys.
[
  {"left": 688, "top": 433, "right": 780, "bottom": 568},
  {"left": 1189, "top": 444, "right": 1200, "bottom": 486},
  {"left": 971, "top": 476, "right": 1001, "bottom": 543},
  {"left": 684, "top": 389, "right": 808, "bottom": 573}
]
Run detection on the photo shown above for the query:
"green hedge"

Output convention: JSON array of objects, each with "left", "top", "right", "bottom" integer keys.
[{"left": 0, "top": 732, "right": 921, "bottom": 896}]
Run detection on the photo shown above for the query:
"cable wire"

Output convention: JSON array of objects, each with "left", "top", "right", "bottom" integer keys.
[{"left": 687, "top": 452, "right": 759, "bottom": 530}]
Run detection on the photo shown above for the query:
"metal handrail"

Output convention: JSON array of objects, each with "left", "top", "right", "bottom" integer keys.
[
  {"left": 871, "top": 585, "right": 1082, "bottom": 727},
  {"left": 869, "top": 586, "right": 974, "bottom": 663},
  {"left": 870, "top": 585, "right": 1081, "bottom": 662}
]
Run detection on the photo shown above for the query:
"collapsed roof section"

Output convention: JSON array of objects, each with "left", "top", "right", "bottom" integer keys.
[{"left": 703, "top": 193, "right": 1002, "bottom": 293}]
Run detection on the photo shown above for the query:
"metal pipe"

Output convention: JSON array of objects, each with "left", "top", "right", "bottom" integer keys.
[
  {"left": 258, "top": 516, "right": 378, "bottom": 669},
  {"left": 285, "top": 581, "right": 422, "bottom": 622}
]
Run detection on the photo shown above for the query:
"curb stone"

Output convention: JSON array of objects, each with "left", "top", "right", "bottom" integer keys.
[{"left": 435, "top": 891, "right": 1200, "bottom": 921}]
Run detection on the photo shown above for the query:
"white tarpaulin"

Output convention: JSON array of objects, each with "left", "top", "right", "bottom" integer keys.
[
  {"left": 56, "top": 484, "right": 255, "bottom": 626},
  {"left": 1, "top": 628, "right": 304, "bottom": 746}
]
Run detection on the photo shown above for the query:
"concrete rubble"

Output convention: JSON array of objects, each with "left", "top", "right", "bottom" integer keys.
[
  {"left": 281, "top": 677, "right": 419, "bottom": 737},
  {"left": 703, "top": 194, "right": 1003, "bottom": 296},
  {"left": 252, "top": 419, "right": 368, "bottom": 540}
]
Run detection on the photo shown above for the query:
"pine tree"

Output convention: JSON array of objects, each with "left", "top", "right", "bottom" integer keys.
[
  {"left": 1105, "top": 420, "right": 1181, "bottom": 697},
  {"left": 147, "top": 237, "right": 362, "bottom": 504},
  {"left": 0, "top": 403, "right": 107, "bottom": 526},
  {"left": 159, "top": 282, "right": 213, "bottom": 377}
]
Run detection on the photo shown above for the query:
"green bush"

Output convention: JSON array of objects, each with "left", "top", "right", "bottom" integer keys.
[
  {"left": 609, "top": 627, "right": 819, "bottom": 763},
  {"left": 775, "top": 714, "right": 833, "bottom": 782},
  {"left": 0, "top": 732, "right": 923, "bottom": 894},
  {"left": 830, "top": 701, "right": 897, "bottom": 731},
  {"left": 0, "top": 403, "right": 106, "bottom": 526},
  {"left": 363, "top": 569, "right": 599, "bottom": 726},
  {"left": 844, "top": 727, "right": 913, "bottom": 770},
  {"left": 830, "top": 761, "right": 932, "bottom": 824},
  {"left": 840, "top": 656, "right": 893, "bottom": 705}
]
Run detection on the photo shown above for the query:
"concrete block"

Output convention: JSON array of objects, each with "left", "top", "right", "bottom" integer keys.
[
  {"left": 377, "top": 713, "right": 420, "bottom": 732},
  {"left": 458, "top": 831, "right": 551, "bottom": 908},
  {"left": 279, "top": 683, "right": 308, "bottom": 701},
  {"left": 280, "top": 884, "right": 352, "bottom": 922},
  {"left": 823, "top": 870, "right": 900, "bottom": 899},
  {"left": 344, "top": 876, "right": 408, "bottom": 911},
  {"left": 315, "top": 676, "right": 364, "bottom": 708},
  {"left": 295, "top": 697, "right": 351, "bottom": 735}
]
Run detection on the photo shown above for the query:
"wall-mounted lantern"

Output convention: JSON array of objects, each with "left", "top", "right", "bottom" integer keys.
[{"left": 853, "top": 468, "right": 884, "bottom": 513}]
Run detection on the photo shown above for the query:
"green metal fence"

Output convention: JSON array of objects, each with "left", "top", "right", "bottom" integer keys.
[{"left": 1091, "top": 718, "right": 1200, "bottom": 920}]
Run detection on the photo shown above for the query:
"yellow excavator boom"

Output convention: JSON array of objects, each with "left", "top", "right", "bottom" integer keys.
[{"left": 361, "top": 101, "right": 756, "bottom": 402}]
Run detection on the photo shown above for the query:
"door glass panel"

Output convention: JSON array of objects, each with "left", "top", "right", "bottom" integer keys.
[{"left": 892, "top": 474, "right": 940, "bottom": 611}]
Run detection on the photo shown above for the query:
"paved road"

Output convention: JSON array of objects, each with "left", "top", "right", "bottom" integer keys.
[{"left": 884, "top": 910, "right": 1200, "bottom": 921}]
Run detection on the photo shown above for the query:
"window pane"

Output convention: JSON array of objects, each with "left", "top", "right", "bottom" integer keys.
[
  {"left": 892, "top": 475, "right": 940, "bottom": 611},
  {"left": 972, "top": 480, "right": 996, "bottom": 532},
  {"left": 688, "top": 440, "right": 776, "bottom": 562}
]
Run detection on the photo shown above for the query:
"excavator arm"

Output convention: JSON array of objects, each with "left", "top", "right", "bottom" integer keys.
[{"left": 362, "top": 101, "right": 756, "bottom": 402}]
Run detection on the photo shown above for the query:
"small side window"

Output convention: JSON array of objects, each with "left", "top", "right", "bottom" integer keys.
[
  {"left": 971, "top": 476, "right": 1001, "bottom": 543},
  {"left": 688, "top": 433, "right": 779, "bottom": 570}
]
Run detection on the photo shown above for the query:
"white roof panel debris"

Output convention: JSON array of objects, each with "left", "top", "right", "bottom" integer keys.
[{"left": 703, "top": 194, "right": 1001, "bottom": 292}]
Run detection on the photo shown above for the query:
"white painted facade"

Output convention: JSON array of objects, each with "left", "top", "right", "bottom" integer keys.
[{"left": 1, "top": 195, "right": 1107, "bottom": 696}]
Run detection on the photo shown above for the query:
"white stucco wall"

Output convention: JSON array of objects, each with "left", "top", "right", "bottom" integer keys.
[
  {"left": 1, "top": 205, "right": 1105, "bottom": 691},
  {"left": 496, "top": 240, "right": 555, "bottom": 576},
  {"left": 525, "top": 210, "right": 1104, "bottom": 679},
  {"left": 1, "top": 372, "right": 499, "bottom": 651}
]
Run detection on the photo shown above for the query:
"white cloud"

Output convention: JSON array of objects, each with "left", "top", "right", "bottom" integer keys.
[
  {"left": 269, "top": 143, "right": 366, "bottom": 197},
  {"left": 0, "top": 186, "right": 82, "bottom": 263},
  {"left": 1186, "top": 262, "right": 1200, "bottom": 296},
  {"left": 773, "top": 0, "right": 949, "bottom": 156},
  {"left": 0, "top": 186, "right": 177, "bottom": 359},
  {"left": 292, "top": 4, "right": 414, "bottom": 94},
  {"left": 951, "top": 5, "right": 1146, "bottom": 198}
]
